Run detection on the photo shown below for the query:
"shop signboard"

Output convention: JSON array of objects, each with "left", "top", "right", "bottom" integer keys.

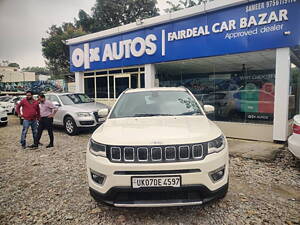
[{"left": 69, "top": 0, "right": 300, "bottom": 72}]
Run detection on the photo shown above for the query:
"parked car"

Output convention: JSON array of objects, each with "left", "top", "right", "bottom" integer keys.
[
  {"left": 0, "top": 96, "right": 15, "bottom": 114},
  {"left": 288, "top": 115, "right": 300, "bottom": 159},
  {"left": 87, "top": 87, "right": 229, "bottom": 207},
  {"left": 0, "top": 106, "right": 8, "bottom": 126},
  {"left": 45, "top": 93, "right": 109, "bottom": 135}
]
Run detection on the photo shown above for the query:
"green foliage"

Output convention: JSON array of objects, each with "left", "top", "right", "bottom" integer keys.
[
  {"left": 41, "top": 23, "right": 86, "bottom": 74},
  {"left": 8, "top": 63, "right": 20, "bottom": 68},
  {"left": 165, "top": 0, "right": 206, "bottom": 13},
  {"left": 22, "top": 66, "right": 50, "bottom": 75},
  {"left": 75, "top": 0, "right": 159, "bottom": 33},
  {"left": 43, "top": 0, "right": 159, "bottom": 74}
]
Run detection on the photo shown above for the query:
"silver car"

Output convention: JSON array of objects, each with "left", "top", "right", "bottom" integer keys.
[{"left": 45, "top": 93, "right": 109, "bottom": 135}]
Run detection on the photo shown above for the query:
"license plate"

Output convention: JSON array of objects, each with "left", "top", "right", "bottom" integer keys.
[
  {"left": 131, "top": 176, "right": 181, "bottom": 188},
  {"left": 98, "top": 118, "right": 106, "bottom": 122}
]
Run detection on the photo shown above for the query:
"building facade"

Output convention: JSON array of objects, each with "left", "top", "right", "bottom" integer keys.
[
  {"left": 0, "top": 66, "right": 36, "bottom": 82},
  {"left": 66, "top": 0, "right": 300, "bottom": 142}
]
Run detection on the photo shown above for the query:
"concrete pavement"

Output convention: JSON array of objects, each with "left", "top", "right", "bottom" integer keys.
[{"left": 228, "top": 138, "right": 284, "bottom": 161}]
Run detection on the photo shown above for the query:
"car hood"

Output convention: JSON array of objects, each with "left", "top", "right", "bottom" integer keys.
[
  {"left": 92, "top": 116, "right": 222, "bottom": 146},
  {"left": 0, "top": 102, "right": 13, "bottom": 107},
  {"left": 63, "top": 102, "right": 108, "bottom": 112}
]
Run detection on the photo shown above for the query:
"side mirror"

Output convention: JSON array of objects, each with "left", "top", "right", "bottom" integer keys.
[
  {"left": 98, "top": 108, "right": 109, "bottom": 117},
  {"left": 52, "top": 101, "right": 61, "bottom": 107},
  {"left": 203, "top": 105, "right": 215, "bottom": 114}
]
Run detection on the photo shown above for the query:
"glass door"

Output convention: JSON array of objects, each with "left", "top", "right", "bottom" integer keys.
[{"left": 114, "top": 75, "right": 130, "bottom": 98}]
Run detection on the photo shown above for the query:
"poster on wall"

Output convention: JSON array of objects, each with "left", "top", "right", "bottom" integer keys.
[{"left": 0, "top": 80, "right": 67, "bottom": 93}]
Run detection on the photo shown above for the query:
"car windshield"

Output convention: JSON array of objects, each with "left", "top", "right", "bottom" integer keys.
[
  {"left": 59, "top": 94, "right": 94, "bottom": 105},
  {"left": 110, "top": 91, "right": 203, "bottom": 119}
]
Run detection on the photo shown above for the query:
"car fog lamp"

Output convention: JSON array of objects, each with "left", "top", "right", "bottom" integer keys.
[
  {"left": 209, "top": 165, "right": 225, "bottom": 183},
  {"left": 90, "top": 170, "right": 106, "bottom": 185}
]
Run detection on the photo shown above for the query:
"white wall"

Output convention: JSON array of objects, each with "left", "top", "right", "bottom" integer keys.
[
  {"left": 145, "top": 64, "right": 156, "bottom": 88},
  {"left": 273, "top": 48, "right": 291, "bottom": 141},
  {"left": 75, "top": 72, "right": 84, "bottom": 93},
  {"left": 0, "top": 67, "right": 35, "bottom": 82}
]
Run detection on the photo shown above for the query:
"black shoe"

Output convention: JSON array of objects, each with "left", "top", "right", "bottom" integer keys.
[
  {"left": 46, "top": 144, "right": 54, "bottom": 148},
  {"left": 38, "top": 142, "right": 43, "bottom": 146},
  {"left": 22, "top": 145, "right": 26, "bottom": 149},
  {"left": 28, "top": 144, "right": 38, "bottom": 149}
]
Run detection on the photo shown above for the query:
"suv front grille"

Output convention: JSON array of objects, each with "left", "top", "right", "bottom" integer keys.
[
  {"left": 107, "top": 143, "right": 208, "bottom": 163},
  {"left": 93, "top": 112, "right": 99, "bottom": 120}
]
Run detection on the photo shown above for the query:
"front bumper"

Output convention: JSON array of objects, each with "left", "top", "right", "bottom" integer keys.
[
  {"left": 75, "top": 116, "right": 106, "bottom": 128},
  {"left": 0, "top": 116, "right": 8, "bottom": 123},
  {"left": 86, "top": 146, "right": 229, "bottom": 207},
  {"left": 89, "top": 182, "right": 228, "bottom": 207}
]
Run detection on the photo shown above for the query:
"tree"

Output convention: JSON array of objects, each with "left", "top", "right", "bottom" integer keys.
[
  {"left": 165, "top": 0, "right": 207, "bottom": 13},
  {"left": 8, "top": 63, "right": 20, "bottom": 68},
  {"left": 43, "top": 0, "right": 159, "bottom": 74},
  {"left": 75, "top": 9, "right": 94, "bottom": 33},
  {"left": 41, "top": 23, "right": 86, "bottom": 74},
  {"left": 75, "top": 0, "right": 159, "bottom": 33},
  {"left": 22, "top": 66, "right": 50, "bottom": 75}
]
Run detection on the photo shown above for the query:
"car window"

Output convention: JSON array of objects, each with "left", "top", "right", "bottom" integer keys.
[
  {"left": 110, "top": 91, "right": 203, "bottom": 119},
  {"left": 50, "top": 95, "right": 60, "bottom": 103},
  {"left": 59, "top": 94, "right": 93, "bottom": 105}
]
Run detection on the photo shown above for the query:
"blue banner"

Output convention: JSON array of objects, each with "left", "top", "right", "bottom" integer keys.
[{"left": 69, "top": 0, "right": 300, "bottom": 72}]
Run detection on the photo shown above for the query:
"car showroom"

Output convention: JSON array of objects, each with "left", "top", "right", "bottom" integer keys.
[{"left": 66, "top": 0, "right": 300, "bottom": 142}]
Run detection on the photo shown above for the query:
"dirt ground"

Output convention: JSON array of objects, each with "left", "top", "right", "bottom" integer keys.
[{"left": 0, "top": 115, "right": 299, "bottom": 225}]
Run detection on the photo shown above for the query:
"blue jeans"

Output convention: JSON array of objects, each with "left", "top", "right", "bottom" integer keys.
[{"left": 20, "top": 120, "right": 38, "bottom": 146}]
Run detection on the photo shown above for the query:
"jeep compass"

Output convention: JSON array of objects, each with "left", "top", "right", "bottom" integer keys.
[{"left": 86, "top": 87, "right": 229, "bottom": 207}]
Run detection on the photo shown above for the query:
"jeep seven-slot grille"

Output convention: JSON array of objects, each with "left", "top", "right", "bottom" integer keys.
[{"left": 106, "top": 143, "right": 208, "bottom": 163}]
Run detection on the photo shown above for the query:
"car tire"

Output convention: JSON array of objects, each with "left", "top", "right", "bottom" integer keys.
[{"left": 64, "top": 116, "right": 78, "bottom": 136}]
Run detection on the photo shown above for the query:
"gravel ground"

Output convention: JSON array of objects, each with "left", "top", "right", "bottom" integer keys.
[{"left": 0, "top": 115, "right": 299, "bottom": 225}]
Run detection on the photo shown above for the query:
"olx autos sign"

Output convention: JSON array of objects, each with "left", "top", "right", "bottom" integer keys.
[{"left": 69, "top": 0, "right": 300, "bottom": 72}]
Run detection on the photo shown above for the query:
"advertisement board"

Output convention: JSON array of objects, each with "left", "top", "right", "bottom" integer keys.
[{"left": 69, "top": 0, "right": 300, "bottom": 72}]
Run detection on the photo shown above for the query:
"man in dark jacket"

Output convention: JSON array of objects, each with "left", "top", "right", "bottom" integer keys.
[{"left": 16, "top": 91, "right": 40, "bottom": 149}]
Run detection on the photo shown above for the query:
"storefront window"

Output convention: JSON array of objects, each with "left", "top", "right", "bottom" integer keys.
[
  {"left": 109, "top": 76, "right": 114, "bottom": 98},
  {"left": 84, "top": 78, "right": 95, "bottom": 98},
  {"left": 96, "top": 77, "right": 108, "bottom": 98},
  {"left": 115, "top": 77, "right": 129, "bottom": 98},
  {"left": 131, "top": 74, "right": 138, "bottom": 89},
  {"left": 157, "top": 50, "right": 276, "bottom": 125},
  {"left": 140, "top": 73, "right": 145, "bottom": 88}
]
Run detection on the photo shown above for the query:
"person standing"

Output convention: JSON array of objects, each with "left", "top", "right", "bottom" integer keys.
[
  {"left": 16, "top": 91, "right": 40, "bottom": 149},
  {"left": 33, "top": 94, "right": 58, "bottom": 148}
]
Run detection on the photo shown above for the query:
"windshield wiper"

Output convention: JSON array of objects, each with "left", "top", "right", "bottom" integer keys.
[
  {"left": 134, "top": 114, "right": 159, "bottom": 117},
  {"left": 134, "top": 113, "right": 177, "bottom": 117},
  {"left": 178, "top": 111, "right": 201, "bottom": 116}
]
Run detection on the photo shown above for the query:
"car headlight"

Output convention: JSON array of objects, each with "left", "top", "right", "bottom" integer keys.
[
  {"left": 89, "top": 139, "right": 107, "bottom": 157},
  {"left": 77, "top": 112, "right": 92, "bottom": 117},
  {"left": 208, "top": 135, "right": 226, "bottom": 154}
]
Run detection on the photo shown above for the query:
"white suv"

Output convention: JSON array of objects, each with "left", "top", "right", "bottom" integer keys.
[{"left": 86, "top": 87, "right": 229, "bottom": 207}]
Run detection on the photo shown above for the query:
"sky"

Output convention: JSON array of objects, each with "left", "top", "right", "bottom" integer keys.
[{"left": 0, "top": 0, "right": 171, "bottom": 69}]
